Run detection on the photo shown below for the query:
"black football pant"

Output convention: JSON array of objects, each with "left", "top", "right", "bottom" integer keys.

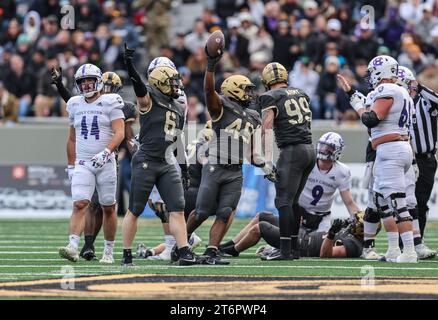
[{"left": 415, "top": 153, "right": 437, "bottom": 238}]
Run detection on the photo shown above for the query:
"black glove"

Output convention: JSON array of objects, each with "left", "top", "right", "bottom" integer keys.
[
  {"left": 181, "top": 170, "right": 191, "bottom": 191},
  {"left": 205, "top": 45, "right": 223, "bottom": 72},
  {"left": 51, "top": 67, "right": 62, "bottom": 85},
  {"left": 327, "top": 218, "right": 346, "bottom": 240},
  {"left": 263, "top": 164, "right": 279, "bottom": 183},
  {"left": 124, "top": 42, "right": 135, "bottom": 61}
]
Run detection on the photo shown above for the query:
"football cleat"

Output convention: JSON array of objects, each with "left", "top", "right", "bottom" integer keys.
[
  {"left": 189, "top": 233, "right": 202, "bottom": 249},
  {"left": 256, "top": 245, "right": 275, "bottom": 257},
  {"left": 415, "top": 243, "right": 437, "bottom": 260},
  {"left": 260, "top": 248, "right": 293, "bottom": 261},
  {"left": 361, "top": 247, "right": 381, "bottom": 260},
  {"left": 99, "top": 250, "right": 115, "bottom": 264},
  {"left": 59, "top": 244, "right": 79, "bottom": 262},
  {"left": 178, "top": 251, "right": 204, "bottom": 266},
  {"left": 81, "top": 247, "right": 97, "bottom": 261},
  {"left": 170, "top": 244, "right": 179, "bottom": 262},
  {"left": 379, "top": 248, "right": 401, "bottom": 262},
  {"left": 396, "top": 251, "right": 418, "bottom": 263},
  {"left": 136, "top": 243, "right": 153, "bottom": 259}
]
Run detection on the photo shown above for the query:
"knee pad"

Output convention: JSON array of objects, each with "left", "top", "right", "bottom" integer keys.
[
  {"left": 259, "top": 221, "right": 272, "bottom": 239},
  {"left": 409, "top": 207, "right": 419, "bottom": 220},
  {"left": 195, "top": 209, "right": 210, "bottom": 223},
  {"left": 374, "top": 193, "right": 393, "bottom": 219},
  {"left": 216, "top": 207, "right": 233, "bottom": 223},
  {"left": 388, "top": 193, "right": 412, "bottom": 224},
  {"left": 74, "top": 200, "right": 90, "bottom": 211},
  {"left": 258, "top": 211, "right": 274, "bottom": 222},
  {"left": 151, "top": 202, "right": 169, "bottom": 223},
  {"left": 364, "top": 207, "right": 380, "bottom": 223}
]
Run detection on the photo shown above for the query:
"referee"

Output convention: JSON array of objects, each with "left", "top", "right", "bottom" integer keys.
[{"left": 401, "top": 67, "right": 438, "bottom": 241}]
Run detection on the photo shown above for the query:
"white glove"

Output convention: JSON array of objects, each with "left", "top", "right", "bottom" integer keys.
[
  {"left": 66, "top": 165, "right": 75, "bottom": 181},
  {"left": 350, "top": 91, "right": 366, "bottom": 112},
  {"left": 91, "top": 148, "right": 111, "bottom": 168},
  {"left": 413, "top": 162, "right": 419, "bottom": 181},
  {"left": 362, "top": 161, "right": 374, "bottom": 189}
]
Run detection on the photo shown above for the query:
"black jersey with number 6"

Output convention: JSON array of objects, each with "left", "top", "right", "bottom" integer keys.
[
  {"left": 209, "top": 96, "right": 261, "bottom": 165},
  {"left": 259, "top": 88, "right": 312, "bottom": 148},
  {"left": 137, "top": 84, "right": 185, "bottom": 160}
]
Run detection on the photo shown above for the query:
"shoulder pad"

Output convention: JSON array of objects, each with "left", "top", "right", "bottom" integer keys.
[
  {"left": 373, "top": 83, "right": 401, "bottom": 100},
  {"left": 245, "top": 108, "right": 262, "bottom": 126}
]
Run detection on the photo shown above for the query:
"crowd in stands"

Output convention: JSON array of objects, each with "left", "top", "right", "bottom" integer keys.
[{"left": 2, "top": 0, "right": 438, "bottom": 125}]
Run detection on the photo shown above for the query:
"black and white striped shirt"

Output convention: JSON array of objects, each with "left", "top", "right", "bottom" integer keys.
[{"left": 411, "top": 85, "right": 438, "bottom": 155}]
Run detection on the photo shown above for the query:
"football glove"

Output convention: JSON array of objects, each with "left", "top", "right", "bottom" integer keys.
[
  {"left": 205, "top": 45, "right": 223, "bottom": 72},
  {"left": 91, "top": 148, "right": 111, "bottom": 169},
  {"left": 350, "top": 90, "right": 366, "bottom": 112},
  {"left": 124, "top": 43, "right": 135, "bottom": 61},
  {"left": 327, "top": 218, "right": 347, "bottom": 240},
  {"left": 66, "top": 165, "right": 75, "bottom": 181},
  {"left": 262, "top": 163, "right": 279, "bottom": 183},
  {"left": 181, "top": 170, "right": 191, "bottom": 191},
  {"left": 51, "top": 67, "right": 62, "bottom": 85}
]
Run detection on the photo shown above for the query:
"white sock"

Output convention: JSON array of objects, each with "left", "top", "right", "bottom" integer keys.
[
  {"left": 104, "top": 240, "right": 114, "bottom": 253},
  {"left": 69, "top": 234, "right": 80, "bottom": 250},
  {"left": 412, "top": 219, "right": 421, "bottom": 239},
  {"left": 400, "top": 231, "right": 415, "bottom": 253},
  {"left": 164, "top": 235, "right": 176, "bottom": 250},
  {"left": 364, "top": 221, "right": 379, "bottom": 242},
  {"left": 386, "top": 232, "right": 399, "bottom": 251}
]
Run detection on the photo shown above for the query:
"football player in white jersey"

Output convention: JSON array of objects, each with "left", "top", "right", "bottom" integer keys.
[
  {"left": 59, "top": 63, "right": 125, "bottom": 263},
  {"left": 348, "top": 55, "right": 418, "bottom": 263}
]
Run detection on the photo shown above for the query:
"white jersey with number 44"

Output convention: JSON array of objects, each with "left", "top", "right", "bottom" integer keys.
[
  {"left": 299, "top": 161, "right": 351, "bottom": 214},
  {"left": 67, "top": 93, "right": 125, "bottom": 160}
]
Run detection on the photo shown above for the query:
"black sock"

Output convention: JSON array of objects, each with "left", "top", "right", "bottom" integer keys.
[
  {"left": 203, "top": 246, "right": 217, "bottom": 257},
  {"left": 92, "top": 235, "right": 97, "bottom": 244},
  {"left": 84, "top": 235, "right": 94, "bottom": 249},
  {"left": 290, "top": 235, "right": 298, "bottom": 251},
  {"left": 414, "top": 237, "right": 422, "bottom": 246},
  {"left": 222, "top": 245, "right": 239, "bottom": 257},
  {"left": 219, "top": 240, "right": 235, "bottom": 250},
  {"left": 178, "top": 245, "right": 191, "bottom": 257},
  {"left": 280, "top": 238, "right": 291, "bottom": 256},
  {"left": 364, "top": 239, "right": 375, "bottom": 248},
  {"left": 279, "top": 205, "right": 293, "bottom": 255},
  {"left": 123, "top": 249, "right": 132, "bottom": 261}
]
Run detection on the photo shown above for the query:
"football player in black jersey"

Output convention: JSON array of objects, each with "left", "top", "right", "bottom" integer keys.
[
  {"left": 122, "top": 44, "right": 200, "bottom": 266},
  {"left": 51, "top": 68, "right": 138, "bottom": 261},
  {"left": 260, "top": 62, "right": 316, "bottom": 260},
  {"left": 183, "top": 45, "right": 278, "bottom": 265},
  {"left": 220, "top": 211, "right": 367, "bottom": 259}
]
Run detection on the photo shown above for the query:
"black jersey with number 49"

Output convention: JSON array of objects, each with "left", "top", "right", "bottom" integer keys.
[
  {"left": 259, "top": 87, "right": 312, "bottom": 148},
  {"left": 138, "top": 84, "right": 185, "bottom": 160},
  {"left": 209, "top": 96, "right": 261, "bottom": 165}
]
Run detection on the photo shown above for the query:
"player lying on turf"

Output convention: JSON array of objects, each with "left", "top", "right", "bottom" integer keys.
[
  {"left": 52, "top": 68, "right": 138, "bottom": 261},
  {"left": 219, "top": 211, "right": 368, "bottom": 259},
  {"left": 58, "top": 64, "right": 125, "bottom": 263}
]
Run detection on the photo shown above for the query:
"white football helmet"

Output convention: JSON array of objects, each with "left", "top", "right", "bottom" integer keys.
[
  {"left": 147, "top": 57, "right": 176, "bottom": 76},
  {"left": 74, "top": 63, "right": 103, "bottom": 98},
  {"left": 316, "top": 132, "right": 345, "bottom": 161},
  {"left": 396, "top": 66, "right": 416, "bottom": 90},
  {"left": 366, "top": 55, "right": 399, "bottom": 88}
]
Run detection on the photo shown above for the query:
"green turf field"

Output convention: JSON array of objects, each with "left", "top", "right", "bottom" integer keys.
[{"left": 0, "top": 218, "right": 438, "bottom": 299}]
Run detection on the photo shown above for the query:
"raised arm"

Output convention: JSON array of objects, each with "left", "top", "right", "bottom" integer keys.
[
  {"left": 204, "top": 48, "right": 223, "bottom": 120},
  {"left": 51, "top": 67, "right": 72, "bottom": 103}
]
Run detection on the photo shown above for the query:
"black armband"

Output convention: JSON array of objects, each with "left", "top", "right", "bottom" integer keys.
[
  {"left": 125, "top": 58, "right": 148, "bottom": 97},
  {"left": 346, "top": 87, "right": 355, "bottom": 98},
  {"left": 55, "top": 81, "right": 72, "bottom": 103},
  {"left": 361, "top": 110, "right": 380, "bottom": 128}
]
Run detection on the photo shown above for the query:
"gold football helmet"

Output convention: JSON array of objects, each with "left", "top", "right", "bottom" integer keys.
[
  {"left": 261, "top": 62, "right": 288, "bottom": 89},
  {"left": 102, "top": 71, "right": 122, "bottom": 93},
  {"left": 148, "top": 66, "right": 182, "bottom": 99},
  {"left": 220, "top": 75, "right": 255, "bottom": 103}
]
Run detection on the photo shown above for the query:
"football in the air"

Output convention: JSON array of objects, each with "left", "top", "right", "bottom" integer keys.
[{"left": 206, "top": 30, "right": 225, "bottom": 58}]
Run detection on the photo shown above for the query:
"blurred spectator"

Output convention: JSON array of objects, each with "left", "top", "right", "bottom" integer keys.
[
  {"left": 293, "top": 19, "right": 321, "bottom": 64},
  {"left": 319, "top": 0, "right": 336, "bottom": 19},
  {"left": 186, "top": 47, "right": 207, "bottom": 101},
  {"left": 399, "top": 44, "right": 429, "bottom": 74},
  {"left": 0, "top": 1, "right": 16, "bottom": 28},
  {"left": 172, "top": 33, "right": 191, "bottom": 68},
  {"left": 110, "top": 11, "right": 139, "bottom": 50},
  {"left": 248, "top": 25, "right": 273, "bottom": 62},
  {"left": 184, "top": 19, "right": 210, "bottom": 54},
  {"left": 29, "top": 0, "right": 61, "bottom": 21},
  {"left": 201, "top": 9, "right": 221, "bottom": 33},
  {"left": 353, "top": 59, "right": 369, "bottom": 95},
  {"left": 322, "top": 42, "right": 346, "bottom": 68},
  {"left": 415, "top": 3, "right": 438, "bottom": 45},
  {"left": 335, "top": 69, "right": 360, "bottom": 123},
  {"left": 0, "top": 19, "right": 21, "bottom": 48},
  {"left": 317, "top": 56, "right": 340, "bottom": 119},
  {"left": 272, "top": 20, "right": 295, "bottom": 70},
  {"left": 238, "top": 12, "right": 259, "bottom": 41},
  {"left": 351, "top": 27, "right": 379, "bottom": 63},
  {"left": 225, "top": 18, "right": 250, "bottom": 68},
  {"left": 248, "top": 51, "right": 270, "bottom": 92},
  {"left": 247, "top": 0, "right": 264, "bottom": 26},
  {"left": 289, "top": 56, "right": 320, "bottom": 117},
  {"left": 23, "top": 11, "right": 41, "bottom": 44},
  {"left": 1, "top": 54, "right": 36, "bottom": 117},
  {"left": 399, "top": 0, "right": 424, "bottom": 25},
  {"left": 36, "top": 15, "right": 59, "bottom": 51},
  {"left": 417, "top": 62, "right": 438, "bottom": 92},
  {"left": 281, "top": 0, "right": 303, "bottom": 17},
  {"left": 186, "top": 95, "right": 206, "bottom": 123},
  {"left": 427, "top": 25, "right": 438, "bottom": 57},
  {"left": 58, "top": 46, "right": 79, "bottom": 73},
  {"left": 134, "top": 0, "right": 172, "bottom": 58},
  {"left": 337, "top": 4, "right": 354, "bottom": 35},
  {"left": 215, "top": 0, "right": 243, "bottom": 21},
  {"left": 0, "top": 81, "right": 19, "bottom": 124},
  {"left": 263, "top": 1, "right": 282, "bottom": 36},
  {"left": 322, "top": 19, "right": 351, "bottom": 64},
  {"left": 95, "top": 24, "right": 120, "bottom": 70},
  {"left": 28, "top": 49, "right": 46, "bottom": 75},
  {"left": 302, "top": 0, "right": 319, "bottom": 23},
  {"left": 378, "top": 4, "right": 405, "bottom": 52},
  {"left": 16, "top": 34, "right": 33, "bottom": 63},
  {"left": 34, "top": 51, "right": 66, "bottom": 117}
]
